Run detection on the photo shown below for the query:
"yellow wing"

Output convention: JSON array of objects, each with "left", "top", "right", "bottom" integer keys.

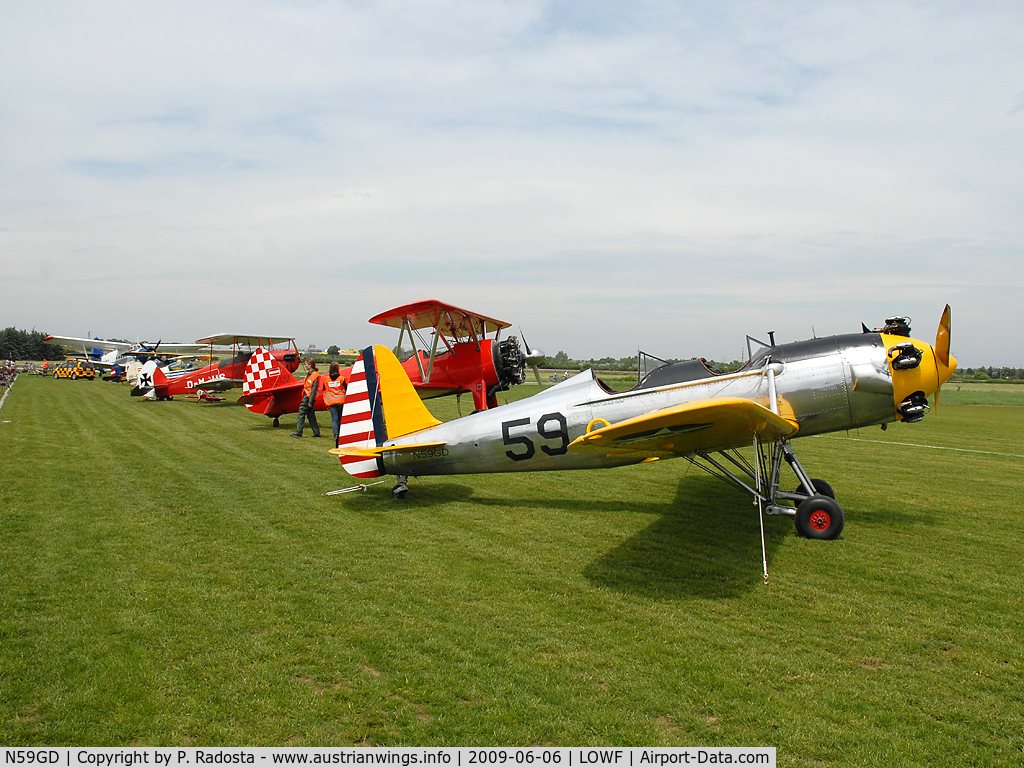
[{"left": 568, "top": 398, "right": 799, "bottom": 458}]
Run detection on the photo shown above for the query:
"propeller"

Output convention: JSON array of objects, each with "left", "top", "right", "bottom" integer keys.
[
  {"left": 519, "top": 327, "right": 545, "bottom": 386},
  {"left": 933, "top": 304, "right": 953, "bottom": 412},
  {"left": 935, "top": 305, "right": 951, "bottom": 369}
]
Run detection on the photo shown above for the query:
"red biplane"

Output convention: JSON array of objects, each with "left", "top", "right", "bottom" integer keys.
[
  {"left": 131, "top": 334, "right": 300, "bottom": 401},
  {"left": 238, "top": 300, "right": 542, "bottom": 427}
]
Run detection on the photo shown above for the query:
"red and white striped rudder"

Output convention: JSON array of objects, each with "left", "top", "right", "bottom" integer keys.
[{"left": 335, "top": 346, "right": 386, "bottom": 478}]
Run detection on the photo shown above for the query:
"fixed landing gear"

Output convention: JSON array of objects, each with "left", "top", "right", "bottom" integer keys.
[
  {"left": 796, "top": 478, "right": 835, "bottom": 500},
  {"left": 795, "top": 495, "right": 845, "bottom": 539},
  {"left": 392, "top": 475, "right": 409, "bottom": 499},
  {"left": 272, "top": 417, "right": 280, "bottom": 428},
  {"left": 693, "top": 439, "right": 846, "bottom": 540}
]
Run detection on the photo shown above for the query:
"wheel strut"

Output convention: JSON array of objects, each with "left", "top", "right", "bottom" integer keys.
[{"left": 392, "top": 475, "right": 409, "bottom": 499}]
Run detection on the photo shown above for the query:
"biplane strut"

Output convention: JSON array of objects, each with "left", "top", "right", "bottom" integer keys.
[
  {"left": 395, "top": 317, "right": 444, "bottom": 385},
  {"left": 690, "top": 437, "right": 845, "bottom": 540}
]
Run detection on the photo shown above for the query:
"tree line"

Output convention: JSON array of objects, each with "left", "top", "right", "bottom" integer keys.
[
  {"left": 0, "top": 327, "right": 66, "bottom": 361},
  {"left": 958, "top": 367, "right": 1024, "bottom": 381},
  {"left": 547, "top": 350, "right": 745, "bottom": 373},
  {"left": 548, "top": 350, "right": 1023, "bottom": 380},
  {"left": 4, "top": 325, "right": 1021, "bottom": 379}
]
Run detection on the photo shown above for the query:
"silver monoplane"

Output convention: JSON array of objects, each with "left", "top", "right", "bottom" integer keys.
[{"left": 330, "top": 307, "right": 956, "bottom": 545}]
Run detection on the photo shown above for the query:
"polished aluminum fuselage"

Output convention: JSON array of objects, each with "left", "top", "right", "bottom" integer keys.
[{"left": 381, "top": 333, "right": 896, "bottom": 478}]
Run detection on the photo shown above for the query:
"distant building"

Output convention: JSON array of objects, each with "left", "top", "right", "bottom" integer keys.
[{"left": 305, "top": 344, "right": 323, "bottom": 354}]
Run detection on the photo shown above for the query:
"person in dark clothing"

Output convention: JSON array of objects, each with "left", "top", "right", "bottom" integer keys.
[{"left": 290, "top": 358, "right": 321, "bottom": 438}]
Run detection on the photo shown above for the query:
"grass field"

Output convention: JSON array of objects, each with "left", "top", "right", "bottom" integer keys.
[{"left": 1, "top": 375, "right": 1023, "bottom": 763}]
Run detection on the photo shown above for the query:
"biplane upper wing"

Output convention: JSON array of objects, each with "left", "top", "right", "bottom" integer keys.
[
  {"left": 568, "top": 397, "right": 799, "bottom": 458},
  {"left": 194, "top": 334, "right": 295, "bottom": 347},
  {"left": 368, "top": 300, "right": 511, "bottom": 339}
]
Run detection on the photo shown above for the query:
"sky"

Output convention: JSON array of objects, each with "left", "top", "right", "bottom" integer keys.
[{"left": 2, "top": 0, "right": 1022, "bottom": 367}]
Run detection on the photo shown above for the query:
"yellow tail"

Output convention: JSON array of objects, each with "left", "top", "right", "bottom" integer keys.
[{"left": 369, "top": 345, "right": 442, "bottom": 439}]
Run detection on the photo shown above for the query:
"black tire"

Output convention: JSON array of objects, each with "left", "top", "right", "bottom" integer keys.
[
  {"left": 272, "top": 418, "right": 280, "bottom": 428},
  {"left": 392, "top": 485, "right": 408, "bottom": 499},
  {"left": 795, "top": 495, "right": 845, "bottom": 540},
  {"left": 796, "top": 478, "right": 835, "bottom": 500}
]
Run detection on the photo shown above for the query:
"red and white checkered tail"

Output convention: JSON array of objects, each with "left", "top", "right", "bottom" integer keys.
[
  {"left": 243, "top": 347, "right": 293, "bottom": 396},
  {"left": 336, "top": 346, "right": 387, "bottom": 479}
]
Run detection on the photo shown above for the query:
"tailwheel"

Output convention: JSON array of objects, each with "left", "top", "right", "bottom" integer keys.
[
  {"left": 796, "top": 478, "right": 835, "bottom": 500},
  {"left": 795, "top": 495, "right": 845, "bottom": 540},
  {"left": 392, "top": 475, "right": 409, "bottom": 499}
]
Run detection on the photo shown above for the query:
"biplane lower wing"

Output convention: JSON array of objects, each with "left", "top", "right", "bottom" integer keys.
[
  {"left": 237, "top": 388, "right": 296, "bottom": 407},
  {"left": 568, "top": 397, "right": 799, "bottom": 458}
]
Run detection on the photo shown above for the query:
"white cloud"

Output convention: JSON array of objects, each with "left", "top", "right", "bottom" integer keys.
[{"left": 1, "top": 0, "right": 1022, "bottom": 366}]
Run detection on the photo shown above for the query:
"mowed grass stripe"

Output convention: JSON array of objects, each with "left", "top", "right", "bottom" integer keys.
[{"left": 1, "top": 376, "right": 1023, "bottom": 762}]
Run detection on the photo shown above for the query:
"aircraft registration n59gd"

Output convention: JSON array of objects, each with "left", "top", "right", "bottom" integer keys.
[{"left": 330, "top": 307, "right": 956, "bottom": 545}]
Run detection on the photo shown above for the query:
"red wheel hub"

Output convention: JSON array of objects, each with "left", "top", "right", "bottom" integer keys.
[{"left": 809, "top": 509, "right": 832, "bottom": 531}]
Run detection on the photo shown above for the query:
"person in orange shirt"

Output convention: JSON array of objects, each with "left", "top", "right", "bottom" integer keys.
[
  {"left": 290, "top": 358, "right": 321, "bottom": 438},
  {"left": 322, "top": 361, "right": 347, "bottom": 445}
]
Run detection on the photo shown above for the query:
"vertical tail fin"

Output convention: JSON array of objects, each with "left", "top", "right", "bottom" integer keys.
[
  {"left": 336, "top": 345, "right": 442, "bottom": 478},
  {"left": 243, "top": 347, "right": 296, "bottom": 396},
  {"left": 131, "top": 360, "right": 164, "bottom": 398}
]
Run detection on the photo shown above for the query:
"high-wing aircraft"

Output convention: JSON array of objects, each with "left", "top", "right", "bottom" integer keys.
[
  {"left": 238, "top": 300, "right": 543, "bottom": 427},
  {"left": 132, "top": 334, "right": 299, "bottom": 400},
  {"left": 329, "top": 307, "right": 956, "bottom": 545},
  {"left": 45, "top": 335, "right": 205, "bottom": 368}
]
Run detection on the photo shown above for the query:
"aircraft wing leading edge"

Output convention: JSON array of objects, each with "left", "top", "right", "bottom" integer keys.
[
  {"left": 568, "top": 398, "right": 799, "bottom": 458},
  {"left": 368, "top": 299, "right": 511, "bottom": 337}
]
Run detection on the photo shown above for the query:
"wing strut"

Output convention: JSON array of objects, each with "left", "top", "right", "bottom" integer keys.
[
  {"left": 686, "top": 436, "right": 846, "bottom": 546},
  {"left": 396, "top": 314, "right": 448, "bottom": 386},
  {"left": 424, "top": 327, "right": 441, "bottom": 383},
  {"left": 396, "top": 318, "right": 425, "bottom": 382},
  {"left": 754, "top": 435, "right": 769, "bottom": 585}
]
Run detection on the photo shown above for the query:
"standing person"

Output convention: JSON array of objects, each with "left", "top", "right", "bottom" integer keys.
[
  {"left": 322, "top": 362, "right": 347, "bottom": 445},
  {"left": 290, "top": 358, "right": 321, "bottom": 438}
]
